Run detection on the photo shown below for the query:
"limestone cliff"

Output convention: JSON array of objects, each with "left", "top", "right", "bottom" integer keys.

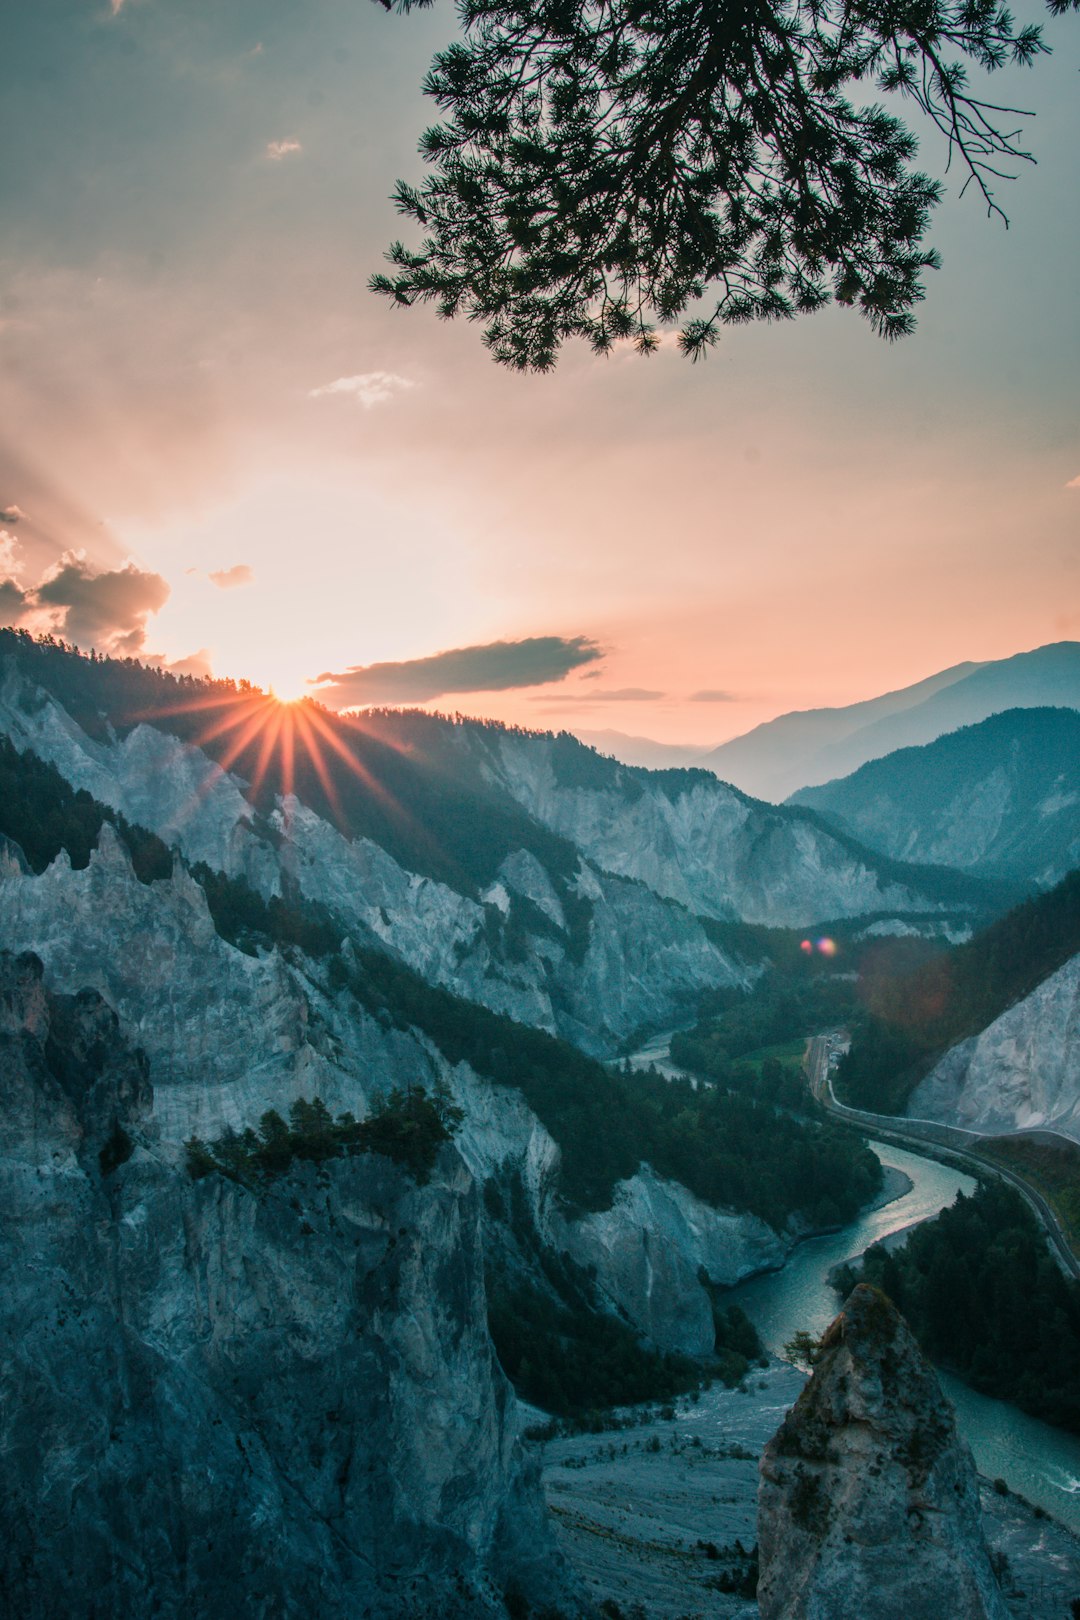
[
  {"left": 0, "top": 952, "right": 571, "bottom": 1619},
  {"left": 471, "top": 727, "right": 991, "bottom": 929},
  {"left": 907, "top": 952, "right": 1080, "bottom": 1143},
  {"left": 757, "top": 1285, "right": 1008, "bottom": 1620}
]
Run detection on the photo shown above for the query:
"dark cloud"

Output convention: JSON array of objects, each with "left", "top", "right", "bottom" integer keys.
[
  {"left": 0, "top": 578, "right": 32, "bottom": 624},
  {"left": 34, "top": 554, "right": 170, "bottom": 654},
  {"left": 313, "top": 635, "right": 603, "bottom": 707},
  {"left": 528, "top": 687, "right": 664, "bottom": 705},
  {"left": 209, "top": 564, "right": 254, "bottom": 589},
  {"left": 0, "top": 505, "right": 27, "bottom": 524},
  {"left": 689, "top": 689, "right": 738, "bottom": 702}
]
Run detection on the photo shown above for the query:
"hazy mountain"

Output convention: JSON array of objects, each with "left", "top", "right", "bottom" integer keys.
[
  {"left": 572, "top": 728, "right": 712, "bottom": 770},
  {"left": 789, "top": 708, "right": 1080, "bottom": 886},
  {"left": 700, "top": 641, "right": 1080, "bottom": 801}
]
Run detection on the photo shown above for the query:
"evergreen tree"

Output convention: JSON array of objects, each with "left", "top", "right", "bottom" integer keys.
[{"left": 372, "top": 0, "right": 1075, "bottom": 367}]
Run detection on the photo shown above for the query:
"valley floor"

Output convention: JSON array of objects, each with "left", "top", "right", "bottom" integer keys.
[{"left": 536, "top": 1367, "right": 1080, "bottom": 1620}]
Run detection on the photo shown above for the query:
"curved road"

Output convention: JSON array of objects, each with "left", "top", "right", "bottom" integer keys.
[{"left": 806, "top": 1034, "right": 1080, "bottom": 1282}]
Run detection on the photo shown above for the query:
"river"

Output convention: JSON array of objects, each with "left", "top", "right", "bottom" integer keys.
[{"left": 723, "top": 1138, "right": 1080, "bottom": 1531}]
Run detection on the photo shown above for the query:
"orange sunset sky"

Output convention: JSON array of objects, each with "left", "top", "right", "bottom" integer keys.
[{"left": 1, "top": 0, "right": 1077, "bottom": 746}]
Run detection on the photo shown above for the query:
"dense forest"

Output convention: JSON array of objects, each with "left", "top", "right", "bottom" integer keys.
[
  {"left": 836, "top": 868, "right": 1080, "bottom": 1112},
  {"left": 671, "top": 977, "right": 857, "bottom": 1078},
  {"left": 836, "top": 1180, "right": 1080, "bottom": 1434}
]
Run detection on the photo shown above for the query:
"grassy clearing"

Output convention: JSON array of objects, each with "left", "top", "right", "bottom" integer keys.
[{"left": 737, "top": 1038, "right": 808, "bottom": 1073}]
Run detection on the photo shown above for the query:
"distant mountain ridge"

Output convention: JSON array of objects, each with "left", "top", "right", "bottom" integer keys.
[
  {"left": 788, "top": 707, "right": 1080, "bottom": 887},
  {"left": 572, "top": 728, "right": 711, "bottom": 771},
  {"left": 700, "top": 642, "right": 1080, "bottom": 801}
]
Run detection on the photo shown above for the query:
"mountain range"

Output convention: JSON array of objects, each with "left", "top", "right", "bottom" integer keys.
[
  {"left": 678, "top": 641, "right": 1080, "bottom": 802},
  {"left": 788, "top": 706, "right": 1080, "bottom": 887}
]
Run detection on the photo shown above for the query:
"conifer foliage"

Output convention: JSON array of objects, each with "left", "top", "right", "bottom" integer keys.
[{"left": 372, "top": 0, "right": 1075, "bottom": 366}]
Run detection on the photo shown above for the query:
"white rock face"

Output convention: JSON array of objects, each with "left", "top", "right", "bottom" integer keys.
[
  {"left": 555, "top": 1165, "right": 784, "bottom": 1355},
  {"left": 908, "top": 953, "right": 1080, "bottom": 1141},
  {"left": 480, "top": 730, "right": 968, "bottom": 928}
]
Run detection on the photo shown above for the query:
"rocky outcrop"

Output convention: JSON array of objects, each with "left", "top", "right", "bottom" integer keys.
[
  {"left": 555, "top": 1166, "right": 784, "bottom": 1356},
  {"left": 0, "top": 952, "right": 571, "bottom": 1619},
  {"left": 0, "top": 824, "right": 781, "bottom": 1357},
  {"left": 757, "top": 1285, "right": 1008, "bottom": 1620},
  {"left": 907, "top": 952, "right": 1080, "bottom": 1143}
]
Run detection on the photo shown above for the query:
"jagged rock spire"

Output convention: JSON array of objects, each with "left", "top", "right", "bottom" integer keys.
[{"left": 758, "top": 1284, "right": 1008, "bottom": 1620}]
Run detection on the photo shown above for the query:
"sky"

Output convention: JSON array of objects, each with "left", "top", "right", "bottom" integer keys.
[{"left": 1, "top": 0, "right": 1077, "bottom": 747}]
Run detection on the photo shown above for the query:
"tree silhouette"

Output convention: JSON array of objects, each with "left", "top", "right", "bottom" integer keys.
[{"left": 372, "top": 0, "right": 1076, "bottom": 367}]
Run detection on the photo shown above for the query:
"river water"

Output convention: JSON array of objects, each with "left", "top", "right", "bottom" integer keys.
[{"left": 723, "top": 1139, "right": 1080, "bottom": 1531}]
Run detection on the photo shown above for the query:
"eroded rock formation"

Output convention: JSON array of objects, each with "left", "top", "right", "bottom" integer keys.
[{"left": 757, "top": 1285, "right": 1008, "bottom": 1620}]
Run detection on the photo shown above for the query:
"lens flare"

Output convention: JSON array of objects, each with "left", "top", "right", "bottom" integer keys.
[{"left": 816, "top": 937, "right": 838, "bottom": 957}]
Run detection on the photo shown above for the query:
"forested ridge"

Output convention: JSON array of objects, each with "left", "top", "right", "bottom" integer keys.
[
  {"left": 0, "top": 629, "right": 588, "bottom": 898},
  {"left": 0, "top": 733, "right": 172, "bottom": 883},
  {"left": 1, "top": 630, "right": 1010, "bottom": 920}
]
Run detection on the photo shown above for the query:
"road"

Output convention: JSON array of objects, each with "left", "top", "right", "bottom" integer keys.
[{"left": 806, "top": 1033, "right": 1080, "bottom": 1282}]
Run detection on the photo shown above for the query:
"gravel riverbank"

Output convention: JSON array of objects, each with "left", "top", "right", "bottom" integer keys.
[{"left": 536, "top": 1366, "right": 1080, "bottom": 1619}]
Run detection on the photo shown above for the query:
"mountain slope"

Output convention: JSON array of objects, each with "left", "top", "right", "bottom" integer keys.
[
  {"left": 702, "top": 641, "right": 1080, "bottom": 801},
  {"left": 456, "top": 724, "right": 1010, "bottom": 930},
  {"left": 788, "top": 707, "right": 1080, "bottom": 886},
  {"left": 835, "top": 869, "right": 1080, "bottom": 1122},
  {"left": 0, "top": 632, "right": 1006, "bottom": 1028},
  {"left": 0, "top": 639, "right": 754, "bottom": 1054},
  {"left": 0, "top": 951, "right": 569, "bottom": 1619},
  {"left": 907, "top": 951, "right": 1080, "bottom": 1141}
]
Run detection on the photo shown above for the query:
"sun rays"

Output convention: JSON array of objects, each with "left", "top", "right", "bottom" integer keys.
[{"left": 127, "top": 678, "right": 420, "bottom": 847}]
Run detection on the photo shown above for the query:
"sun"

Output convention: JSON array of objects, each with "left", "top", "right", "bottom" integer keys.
[{"left": 268, "top": 682, "right": 308, "bottom": 706}]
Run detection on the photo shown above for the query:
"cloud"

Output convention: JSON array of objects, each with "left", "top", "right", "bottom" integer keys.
[
  {"left": 313, "top": 635, "right": 604, "bottom": 707},
  {"left": 266, "top": 139, "right": 302, "bottom": 161},
  {"left": 34, "top": 553, "right": 170, "bottom": 654},
  {"left": 209, "top": 563, "right": 254, "bottom": 589},
  {"left": 1067, "top": 475, "right": 1080, "bottom": 490},
  {"left": 689, "top": 689, "right": 737, "bottom": 702},
  {"left": 0, "top": 530, "right": 20, "bottom": 577},
  {"left": 529, "top": 687, "right": 664, "bottom": 704},
  {"left": 0, "top": 578, "right": 31, "bottom": 625},
  {"left": 168, "top": 648, "right": 214, "bottom": 679},
  {"left": 309, "top": 372, "right": 416, "bottom": 409},
  {"left": 0, "top": 505, "right": 27, "bottom": 524}
]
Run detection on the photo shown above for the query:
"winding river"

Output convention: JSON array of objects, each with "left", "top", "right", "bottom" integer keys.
[
  {"left": 628, "top": 1032, "right": 1080, "bottom": 1531},
  {"left": 724, "top": 1138, "right": 1080, "bottom": 1531}
]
